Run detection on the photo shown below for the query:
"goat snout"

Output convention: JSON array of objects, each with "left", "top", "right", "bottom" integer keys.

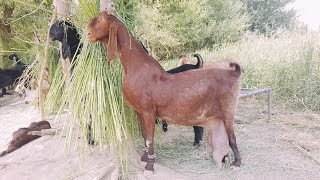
[{"left": 86, "top": 31, "right": 96, "bottom": 43}]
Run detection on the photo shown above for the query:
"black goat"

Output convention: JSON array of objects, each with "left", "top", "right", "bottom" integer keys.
[
  {"left": 167, "top": 54, "right": 203, "bottom": 73},
  {"left": 0, "top": 54, "right": 26, "bottom": 97},
  {"left": 163, "top": 54, "right": 204, "bottom": 146},
  {"left": 49, "top": 20, "right": 82, "bottom": 73}
]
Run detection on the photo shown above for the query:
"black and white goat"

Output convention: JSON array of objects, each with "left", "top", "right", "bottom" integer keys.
[{"left": 49, "top": 20, "right": 82, "bottom": 74}]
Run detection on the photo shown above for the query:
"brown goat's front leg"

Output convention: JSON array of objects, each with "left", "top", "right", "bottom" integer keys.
[
  {"left": 224, "top": 117, "right": 241, "bottom": 167},
  {"left": 135, "top": 111, "right": 148, "bottom": 162},
  {"left": 142, "top": 112, "right": 156, "bottom": 174}
]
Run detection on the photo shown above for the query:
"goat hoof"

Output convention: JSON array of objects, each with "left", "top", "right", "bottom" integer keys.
[
  {"left": 144, "top": 162, "right": 154, "bottom": 174},
  {"left": 193, "top": 140, "right": 202, "bottom": 146},
  {"left": 143, "top": 170, "right": 154, "bottom": 176},
  {"left": 193, "top": 142, "right": 201, "bottom": 146},
  {"left": 88, "top": 140, "right": 95, "bottom": 145},
  {"left": 222, "top": 155, "right": 228, "bottom": 163},
  {"left": 232, "top": 160, "right": 241, "bottom": 167}
]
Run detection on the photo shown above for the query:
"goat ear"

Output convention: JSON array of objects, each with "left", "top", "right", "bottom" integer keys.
[{"left": 107, "top": 22, "right": 118, "bottom": 61}]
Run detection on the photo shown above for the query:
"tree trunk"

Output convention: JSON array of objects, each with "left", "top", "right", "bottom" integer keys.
[
  {"left": 53, "top": 0, "right": 69, "bottom": 19},
  {"left": 100, "top": 0, "right": 113, "bottom": 13},
  {"left": 0, "top": 4, "right": 14, "bottom": 35},
  {"left": 0, "top": 4, "right": 14, "bottom": 67},
  {"left": 53, "top": 0, "right": 71, "bottom": 76},
  {"left": 38, "top": 11, "right": 56, "bottom": 120},
  {"left": 39, "top": 0, "right": 71, "bottom": 120}
]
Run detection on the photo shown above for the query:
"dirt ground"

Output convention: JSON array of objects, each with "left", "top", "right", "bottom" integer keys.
[{"left": 0, "top": 92, "right": 320, "bottom": 179}]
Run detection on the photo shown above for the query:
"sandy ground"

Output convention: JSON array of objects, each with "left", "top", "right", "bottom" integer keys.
[{"left": 0, "top": 92, "right": 320, "bottom": 179}]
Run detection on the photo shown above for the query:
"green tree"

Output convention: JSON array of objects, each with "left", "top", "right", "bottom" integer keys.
[
  {"left": 242, "top": 0, "right": 297, "bottom": 34},
  {"left": 0, "top": 1, "right": 51, "bottom": 67},
  {"left": 137, "top": 0, "right": 249, "bottom": 59}
]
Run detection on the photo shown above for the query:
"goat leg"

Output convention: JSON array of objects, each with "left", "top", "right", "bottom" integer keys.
[
  {"left": 193, "top": 126, "right": 204, "bottom": 146},
  {"left": 224, "top": 117, "right": 241, "bottom": 166},
  {"left": 135, "top": 111, "right": 148, "bottom": 162},
  {"left": 142, "top": 112, "right": 156, "bottom": 174}
]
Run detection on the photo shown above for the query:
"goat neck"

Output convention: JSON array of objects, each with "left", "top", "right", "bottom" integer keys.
[{"left": 103, "top": 18, "right": 165, "bottom": 75}]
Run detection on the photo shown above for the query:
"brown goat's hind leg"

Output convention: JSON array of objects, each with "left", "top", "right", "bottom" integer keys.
[
  {"left": 135, "top": 111, "right": 148, "bottom": 162},
  {"left": 142, "top": 112, "right": 156, "bottom": 174},
  {"left": 224, "top": 118, "right": 241, "bottom": 167}
]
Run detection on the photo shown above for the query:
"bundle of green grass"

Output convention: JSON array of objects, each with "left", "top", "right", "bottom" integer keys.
[{"left": 37, "top": 0, "right": 141, "bottom": 177}]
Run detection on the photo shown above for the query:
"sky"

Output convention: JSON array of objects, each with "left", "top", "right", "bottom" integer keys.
[{"left": 291, "top": 0, "right": 320, "bottom": 30}]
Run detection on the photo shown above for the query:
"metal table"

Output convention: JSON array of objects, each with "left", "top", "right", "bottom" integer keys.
[{"left": 240, "top": 88, "right": 272, "bottom": 120}]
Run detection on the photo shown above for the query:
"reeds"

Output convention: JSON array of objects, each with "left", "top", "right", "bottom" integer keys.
[{"left": 196, "top": 30, "right": 320, "bottom": 111}]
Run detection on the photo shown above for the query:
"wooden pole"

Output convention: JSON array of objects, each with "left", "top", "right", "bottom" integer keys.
[{"left": 38, "top": 9, "right": 56, "bottom": 120}]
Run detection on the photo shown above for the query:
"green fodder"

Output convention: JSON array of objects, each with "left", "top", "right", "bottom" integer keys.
[
  {"left": 44, "top": 1, "right": 140, "bottom": 177},
  {"left": 197, "top": 30, "right": 320, "bottom": 111},
  {"left": 46, "top": 41, "right": 139, "bottom": 177}
]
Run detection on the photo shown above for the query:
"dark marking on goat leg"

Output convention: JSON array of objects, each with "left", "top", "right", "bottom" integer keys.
[
  {"left": 143, "top": 112, "right": 156, "bottom": 172},
  {"left": 135, "top": 111, "right": 148, "bottom": 162},
  {"left": 224, "top": 118, "right": 241, "bottom": 166},
  {"left": 193, "top": 126, "right": 203, "bottom": 146}
]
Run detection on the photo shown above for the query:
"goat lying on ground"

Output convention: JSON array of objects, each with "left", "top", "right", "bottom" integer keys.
[
  {"left": 49, "top": 20, "right": 82, "bottom": 74},
  {"left": 0, "top": 54, "right": 26, "bottom": 97},
  {"left": 0, "top": 121, "right": 51, "bottom": 157},
  {"left": 86, "top": 11, "right": 242, "bottom": 173},
  {"left": 164, "top": 54, "right": 204, "bottom": 146}
]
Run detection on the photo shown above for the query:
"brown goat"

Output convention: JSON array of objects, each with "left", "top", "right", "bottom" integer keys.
[
  {"left": 86, "top": 11, "right": 242, "bottom": 173},
  {"left": 0, "top": 121, "right": 51, "bottom": 157}
]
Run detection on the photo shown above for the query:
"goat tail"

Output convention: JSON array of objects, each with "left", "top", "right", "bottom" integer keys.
[
  {"left": 229, "top": 62, "right": 243, "bottom": 76},
  {"left": 193, "top": 54, "right": 203, "bottom": 68}
]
